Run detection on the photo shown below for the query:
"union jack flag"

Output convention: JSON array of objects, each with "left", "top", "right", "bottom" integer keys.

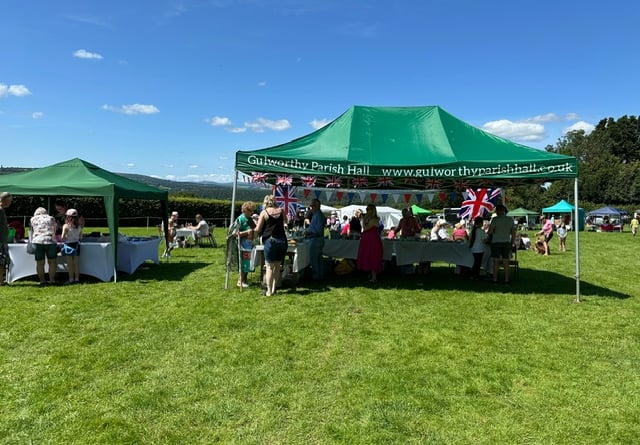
[
  {"left": 376, "top": 176, "right": 394, "bottom": 187},
  {"left": 425, "top": 178, "right": 441, "bottom": 189},
  {"left": 352, "top": 176, "right": 369, "bottom": 188},
  {"left": 300, "top": 175, "right": 316, "bottom": 187},
  {"left": 276, "top": 174, "right": 292, "bottom": 186},
  {"left": 404, "top": 178, "right": 419, "bottom": 186},
  {"left": 454, "top": 180, "right": 470, "bottom": 191},
  {"left": 325, "top": 176, "right": 342, "bottom": 188},
  {"left": 274, "top": 185, "right": 298, "bottom": 219},
  {"left": 459, "top": 188, "right": 501, "bottom": 220},
  {"left": 251, "top": 172, "right": 268, "bottom": 185}
]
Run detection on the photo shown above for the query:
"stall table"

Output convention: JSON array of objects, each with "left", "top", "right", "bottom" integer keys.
[{"left": 7, "top": 236, "right": 161, "bottom": 283}]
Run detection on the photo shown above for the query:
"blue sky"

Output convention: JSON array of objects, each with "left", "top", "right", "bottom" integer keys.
[{"left": 2, "top": 0, "right": 639, "bottom": 183}]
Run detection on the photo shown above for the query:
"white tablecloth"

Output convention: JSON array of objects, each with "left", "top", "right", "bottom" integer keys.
[
  {"left": 175, "top": 228, "right": 197, "bottom": 241},
  {"left": 8, "top": 242, "right": 115, "bottom": 282},
  {"left": 322, "top": 238, "right": 475, "bottom": 267},
  {"left": 7, "top": 237, "right": 161, "bottom": 283},
  {"left": 117, "top": 237, "right": 161, "bottom": 274},
  {"left": 251, "top": 242, "right": 311, "bottom": 273}
]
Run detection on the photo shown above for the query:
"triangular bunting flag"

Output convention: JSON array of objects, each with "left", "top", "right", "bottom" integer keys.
[
  {"left": 303, "top": 188, "right": 311, "bottom": 199},
  {"left": 336, "top": 191, "right": 344, "bottom": 202},
  {"left": 369, "top": 193, "right": 377, "bottom": 203},
  {"left": 381, "top": 194, "right": 388, "bottom": 204},
  {"left": 404, "top": 193, "right": 411, "bottom": 203},
  {"left": 347, "top": 191, "right": 355, "bottom": 203},
  {"left": 358, "top": 191, "right": 366, "bottom": 202},
  {"left": 426, "top": 191, "right": 436, "bottom": 203},
  {"left": 391, "top": 193, "right": 401, "bottom": 204},
  {"left": 415, "top": 193, "right": 423, "bottom": 203},
  {"left": 314, "top": 189, "right": 322, "bottom": 199}
]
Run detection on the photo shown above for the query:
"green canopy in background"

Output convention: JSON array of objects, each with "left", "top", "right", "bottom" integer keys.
[
  {"left": 411, "top": 204, "right": 432, "bottom": 215},
  {"left": 507, "top": 207, "right": 539, "bottom": 217},
  {"left": 0, "top": 158, "right": 169, "bottom": 281}
]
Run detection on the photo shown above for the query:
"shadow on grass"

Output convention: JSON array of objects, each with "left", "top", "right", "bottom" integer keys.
[{"left": 290, "top": 265, "right": 631, "bottom": 300}]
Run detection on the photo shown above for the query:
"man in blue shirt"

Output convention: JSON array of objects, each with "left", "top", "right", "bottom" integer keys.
[{"left": 305, "top": 198, "right": 325, "bottom": 281}]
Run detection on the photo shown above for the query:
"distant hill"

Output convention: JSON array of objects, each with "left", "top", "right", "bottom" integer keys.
[
  {"left": 0, "top": 166, "right": 267, "bottom": 202},
  {"left": 121, "top": 173, "right": 270, "bottom": 201}
]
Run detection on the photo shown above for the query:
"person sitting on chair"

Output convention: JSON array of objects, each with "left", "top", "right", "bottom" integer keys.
[{"left": 191, "top": 214, "right": 210, "bottom": 245}]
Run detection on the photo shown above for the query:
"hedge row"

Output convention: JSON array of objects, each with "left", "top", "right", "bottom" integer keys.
[{"left": 5, "top": 196, "right": 248, "bottom": 228}]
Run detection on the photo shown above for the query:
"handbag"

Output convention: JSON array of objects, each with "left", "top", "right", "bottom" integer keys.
[{"left": 26, "top": 240, "right": 36, "bottom": 255}]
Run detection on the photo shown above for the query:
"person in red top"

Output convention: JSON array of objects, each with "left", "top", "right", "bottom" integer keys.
[{"left": 396, "top": 208, "right": 421, "bottom": 239}]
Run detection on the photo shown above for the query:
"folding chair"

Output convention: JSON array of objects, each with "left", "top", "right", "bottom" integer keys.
[{"left": 196, "top": 223, "right": 217, "bottom": 247}]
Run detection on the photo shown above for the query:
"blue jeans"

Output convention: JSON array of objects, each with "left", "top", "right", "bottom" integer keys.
[{"left": 308, "top": 237, "right": 325, "bottom": 280}]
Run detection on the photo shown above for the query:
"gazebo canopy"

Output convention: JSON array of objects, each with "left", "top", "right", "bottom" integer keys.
[{"left": 0, "top": 158, "right": 169, "bottom": 280}]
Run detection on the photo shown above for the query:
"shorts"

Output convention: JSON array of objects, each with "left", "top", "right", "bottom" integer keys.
[
  {"left": 264, "top": 237, "right": 287, "bottom": 263},
  {"left": 35, "top": 243, "right": 58, "bottom": 261},
  {"left": 545, "top": 232, "right": 553, "bottom": 242},
  {"left": 490, "top": 242, "right": 512, "bottom": 259}
]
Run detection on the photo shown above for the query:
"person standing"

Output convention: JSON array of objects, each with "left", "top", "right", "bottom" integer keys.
[
  {"left": 357, "top": 204, "right": 384, "bottom": 283},
  {"left": 396, "top": 207, "right": 421, "bottom": 239},
  {"left": 488, "top": 204, "right": 516, "bottom": 284},
  {"left": 349, "top": 210, "right": 362, "bottom": 239},
  {"left": 30, "top": 207, "right": 58, "bottom": 286},
  {"left": 254, "top": 195, "right": 288, "bottom": 296},
  {"left": 235, "top": 201, "right": 257, "bottom": 288},
  {"left": 0, "top": 192, "right": 13, "bottom": 285},
  {"left": 557, "top": 222, "right": 568, "bottom": 252},
  {"left": 469, "top": 216, "right": 487, "bottom": 280},
  {"left": 61, "top": 208, "right": 82, "bottom": 284},
  {"left": 305, "top": 198, "right": 325, "bottom": 281},
  {"left": 631, "top": 214, "right": 639, "bottom": 237},
  {"left": 538, "top": 216, "right": 554, "bottom": 256}
]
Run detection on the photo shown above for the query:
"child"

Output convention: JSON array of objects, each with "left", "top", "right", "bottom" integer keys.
[
  {"left": 61, "top": 208, "right": 82, "bottom": 284},
  {"left": 469, "top": 216, "right": 487, "bottom": 279},
  {"left": 557, "top": 222, "right": 568, "bottom": 252}
]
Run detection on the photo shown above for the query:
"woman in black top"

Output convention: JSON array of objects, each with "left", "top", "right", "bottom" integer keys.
[{"left": 254, "top": 195, "right": 288, "bottom": 296}]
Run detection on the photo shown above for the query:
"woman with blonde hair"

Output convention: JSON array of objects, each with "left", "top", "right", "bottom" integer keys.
[{"left": 254, "top": 195, "right": 288, "bottom": 296}]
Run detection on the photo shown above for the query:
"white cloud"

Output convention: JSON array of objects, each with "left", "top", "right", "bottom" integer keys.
[
  {"left": 258, "top": 81, "right": 267, "bottom": 87},
  {"left": 244, "top": 117, "right": 290, "bottom": 133},
  {"left": 228, "top": 127, "right": 247, "bottom": 133},
  {"left": 32, "top": 112, "right": 44, "bottom": 119},
  {"left": 482, "top": 119, "right": 546, "bottom": 142},
  {"left": 563, "top": 121, "right": 595, "bottom": 135},
  {"left": 189, "top": 164, "right": 198, "bottom": 169},
  {"left": 310, "top": 118, "right": 330, "bottom": 130},
  {"left": 0, "top": 83, "right": 31, "bottom": 98},
  {"left": 527, "top": 113, "right": 559, "bottom": 123},
  {"left": 102, "top": 103, "right": 160, "bottom": 115},
  {"left": 73, "top": 49, "right": 103, "bottom": 60},
  {"left": 526, "top": 112, "right": 581, "bottom": 123},
  {"left": 207, "top": 116, "right": 232, "bottom": 126}
]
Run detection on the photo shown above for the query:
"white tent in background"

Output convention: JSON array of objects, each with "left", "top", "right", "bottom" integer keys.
[
  {"left": 320, "top": 204, "right": 338, "bottom": 214},
  {"left": 336, "top": 205, "right": 402, "bottom": 229}
]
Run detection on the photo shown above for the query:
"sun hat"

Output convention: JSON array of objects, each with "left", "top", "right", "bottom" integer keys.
[
  {"left": 66, "top": 208, "right": 78, "bottom": 217},
  {"left": 171, "top": 211, "right": 179, "bottom": 216}
]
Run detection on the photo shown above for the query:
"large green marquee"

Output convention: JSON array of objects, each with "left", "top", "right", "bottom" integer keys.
[{"left": 236, "top": 105, "right": 577, "bottom": 188}]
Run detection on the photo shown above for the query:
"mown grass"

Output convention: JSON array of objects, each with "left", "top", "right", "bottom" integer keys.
[{"left": 1, "top": 228, "right": 639, "bottom": 444}]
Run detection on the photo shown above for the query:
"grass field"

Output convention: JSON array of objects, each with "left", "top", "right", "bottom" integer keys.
[{"left": 1, "top": 228, "right": 639, "bottom": 444}]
